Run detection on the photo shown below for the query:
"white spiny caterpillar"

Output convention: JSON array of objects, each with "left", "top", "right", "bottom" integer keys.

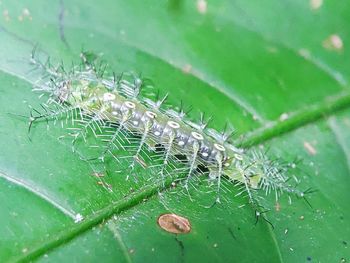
[{"left": 27, "top": 49, "right": 310, "bottom": 212}]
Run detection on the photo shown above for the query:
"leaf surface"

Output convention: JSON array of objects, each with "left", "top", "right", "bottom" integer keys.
[{"left": 0, "top": 1, "right": 349, "bottom": 262}]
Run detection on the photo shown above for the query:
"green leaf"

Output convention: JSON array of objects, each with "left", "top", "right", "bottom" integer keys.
[{"left": 0, "top": 0, "right": 349, "bottom": 262}]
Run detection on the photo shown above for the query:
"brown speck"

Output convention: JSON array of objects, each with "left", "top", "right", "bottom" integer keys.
[
  {"left": 310, "top": 0, "right": 323, "bottom": 10},
  {"left": 323, "top": 34, "right": 344, "bottom": 52},
  {"left": 275, "top": 202, "right": 281, "bottom": 212},
  {"left": 92, "top": 172, "right": 105, "bottom": 177},
  {"left": 157, "top": 213, "right": 191, "bottom": 234},
  {"left": 304, "top": 141, "right": 317, "bottom": 155},
  {"left": 196, "top": 0, "right": 207, "bottom": 14},
  {"left": 182, "top": 64, "right": 192, "bottom": 74},
  {"left": 97, "top": 181, "right": 112, "bottom": 191}
]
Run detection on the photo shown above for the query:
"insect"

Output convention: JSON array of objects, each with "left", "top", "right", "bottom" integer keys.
[{"left": 26, "top": 48, "right": 309, "bottom": 213}]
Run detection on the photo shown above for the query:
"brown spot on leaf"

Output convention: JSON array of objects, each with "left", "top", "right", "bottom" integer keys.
[
  {"left": 97, "top": 181, "right": 112, "bottom": 191},
  {"left": 196, "top": 0, "right": 207, "bottom": 14},
  {"left": 274, "top": 202, "right": 281, "bottom": 212},
  {"left": 182, "top": 64, "right": 192, "bottom": 74},
  {"left": 92, "top": 172, "right": 105, "bottom": 177},
  {"left": 157, "top": 213, "right": 191, "bottom": 234},
  {"left": 323, "top": 34, "right": 344, "bottom": 52},
  {"left": 310, "top": 0, "right": 323, "bottom": 10}
]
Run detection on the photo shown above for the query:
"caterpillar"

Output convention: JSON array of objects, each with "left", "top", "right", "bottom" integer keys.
[{"left": 26, "top": 48, "right": 308, "bottom": 212}]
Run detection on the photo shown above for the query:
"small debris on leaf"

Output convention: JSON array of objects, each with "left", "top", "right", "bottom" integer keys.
[{"left": 157, "top": 213, "right": 191, "bottom": 234}]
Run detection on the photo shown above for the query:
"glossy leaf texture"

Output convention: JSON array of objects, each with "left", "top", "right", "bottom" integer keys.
[{"left": 0, "top": 0, "right": 349, "bottom": 262}]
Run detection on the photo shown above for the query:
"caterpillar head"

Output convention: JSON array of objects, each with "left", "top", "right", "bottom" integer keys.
[{"left": 58, "top": 78, "right": 106, "bottom": 107}]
